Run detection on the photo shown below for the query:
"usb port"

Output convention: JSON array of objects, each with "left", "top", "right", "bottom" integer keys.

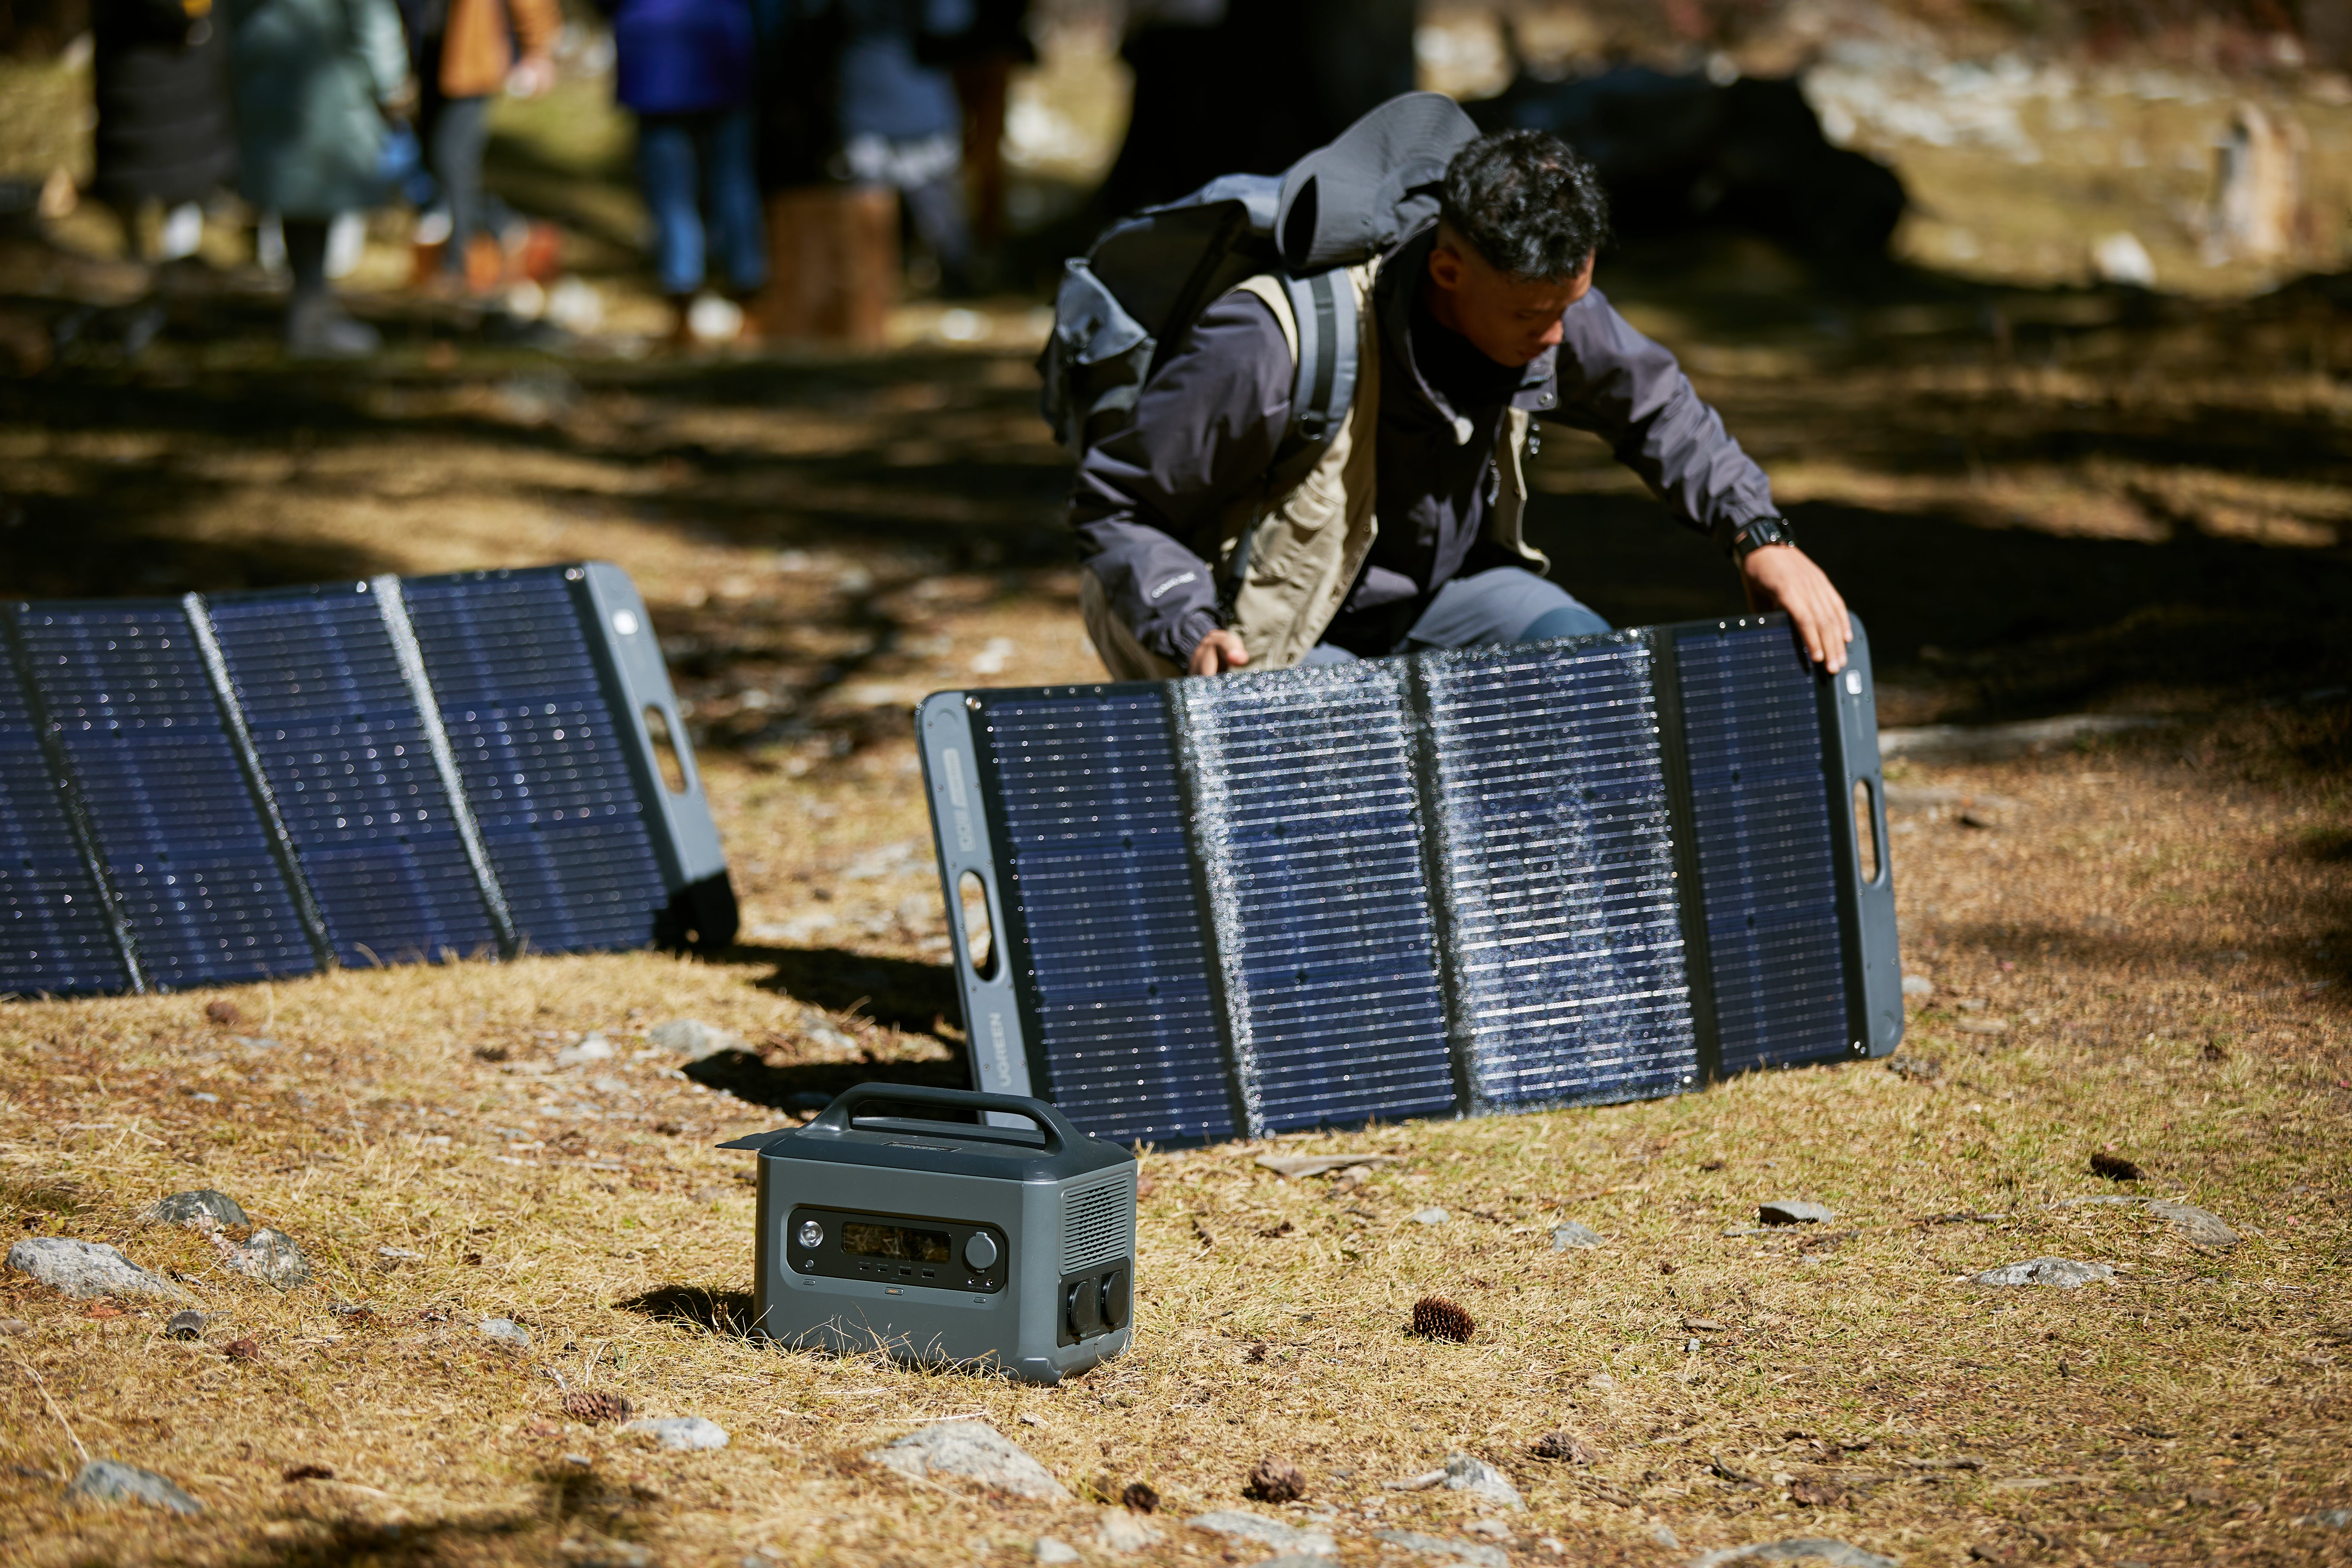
[{"left": 921, "top": 1270, "right": 936, "bottom": 1279}]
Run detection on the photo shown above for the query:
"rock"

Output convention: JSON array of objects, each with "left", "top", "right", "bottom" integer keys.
[
  {"left": 1186, "top": 1510, "right": 1336, "bottom": 1556},
  {"left": 204, "top": 1000, "right": 241, "bottom": 1026},
  {"left": 1900, "top": 974, "right": 1934, "bottom": 998},
  {"left": 1955, "top": 1017, "right": 2010, "bottom": 1036},
  {"left": 1758, "top": 1200, "right": 1834, "bottom": 1226},
  {"left": 556, "top": 1032, "right": 616, "bottom": 1067},
  {"left": 563, "top": 1534, "right": 652, "bottom": 1568},
  {"left": 1973, "top": 1257, "right": 2114, "bottom": 1288},
  {"left": 1466, "top": 1519, "right": 1512, "bottom": 1539},
  {"left": 142, "top": 1190, "right": 250, "bottom": 1231},
  {"left": 867, "top": 1420, "right": 1068, "bottom": 1501},
  {"left": 647, "top": 1019, "right": 744, "bottom": 1061},
  {"left": 1444, "top": 1452, "right": 1523, "bottom": 1510},
  {"left": 165, "top": 1310, "right": 205, "bottom": 1341},
  {"left": 1686, "top": 1539, "right": 1897, "bottom": 1568},
  {"left": 625, "top": 1416, "right": 728, "bottom": 1452},
  {"left": 1034, "top": 1539, "right": 1080, "bottom": 1564},
  {"left": 1372, "top": 1528, "right": 1509, "bottom": 1568},
  {"left": 1551, "top": 1222, "right": 1604, "bottom": 1250},
  {"left": 225, "top": 1228, "right": 310, "bottom": 1289},
  {"left": 1884, "top": 1056, "right": 1941, "bottom": 1082},
  {"left": 2148, "top": 1200, "right": 2239, "bottom": 1247},
  {"left": 478, "top": 1317, "right": 532, "bottom": 1348},
  {"left": 1094, "top": 1509, "right": 1164, "bottom": 1555},
  {"left": 2310, "top": 1507, "right": 2351, "bottom": 1528},
  {"left": 1256, "top": 1153, "right": 1402, "bottom": 1179},
  {"left": 7, "top": 1239, "right": 187, "bottom": 1301},
  {"left": 67, "top": 1459, "right": 202, "bottom": 1515},
  {"left": 378, "top": 1246, "right": 423, "bottom": 1262},
  {"left": 1410, "top": 1207, "right": 1449, "bottom": 1225},
  {"left": 1651, "top": 1523, "right": 1681, "bottom": 1548},
  {"left": 2090, "top": 230, "right": 2156, "bottom": 288}
]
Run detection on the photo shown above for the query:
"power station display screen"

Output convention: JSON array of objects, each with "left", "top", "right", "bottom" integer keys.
[{"left": 840, "top": 1222, "right": 952, "bottom": 1263}]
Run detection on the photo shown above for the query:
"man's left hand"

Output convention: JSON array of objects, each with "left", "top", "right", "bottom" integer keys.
[{"left": 1738, "top": 545, "right": 1852, "bottom": 674}]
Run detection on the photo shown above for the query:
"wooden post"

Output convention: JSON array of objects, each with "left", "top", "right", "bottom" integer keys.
[{"left": 756, "top": 184, "right": 900, "bottom": 348}]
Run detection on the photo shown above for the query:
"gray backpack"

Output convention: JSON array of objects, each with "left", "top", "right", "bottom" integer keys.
[{"left": 1038, "top": 93, "right": 1479, "bottom": 608}]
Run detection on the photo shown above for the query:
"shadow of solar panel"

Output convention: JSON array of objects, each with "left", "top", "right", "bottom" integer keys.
[
  {"left": 1179, "top": 663, "right": 1452, "bottom": 1132},
  {"left": 207, "top": 583, "right": 499, "bottom": 967},
  {"left": 977, "top": 687, "right": 1233, "bottom": 1147},
  {"left": 1422, "top": 636, "right": 1697, "bottom": 1108},
  {"left": 15, "top": 603, "right": 315, "bottom": 989},
  {"left": 404, "top": 570, "right": 665, "bottom": 954},
  {"left": 1675, "top": 623, "right": 1849, "bottom": 1074},
  {"left": 0, "top": 637, "right": 129, "bottom": 996}
]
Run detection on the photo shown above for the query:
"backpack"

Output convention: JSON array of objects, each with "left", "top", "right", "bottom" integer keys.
[{"left": 1038, "top": 92, "right": 1479, "bottom": 612}]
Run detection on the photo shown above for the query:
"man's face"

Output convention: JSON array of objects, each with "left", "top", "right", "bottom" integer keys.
[{"left": 1424, "top": 231, "right": 1595, "bottom": 367}]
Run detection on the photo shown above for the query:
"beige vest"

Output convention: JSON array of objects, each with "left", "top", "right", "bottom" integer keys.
[{"left": 1082, "top": 260, "right": 1550, "bottom": 680}]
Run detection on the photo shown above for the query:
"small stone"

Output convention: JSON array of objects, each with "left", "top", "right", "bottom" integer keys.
[
  {"left": 1243, "top": 1456, "right": 1305, "bottom": 1503},
  {"left": 478, "top": 1317, "right": 532, "bottom": 1348},
  {"left": 1685, "top": 1541, "right": 1896, "bottom": 1568},
  {"left": 2148, "top": 1200, "right": 2239, "bottom": 1247},
  {"left": 377, "top": 1246, "right": 423, "bottom": 1262},
  {"left": 1185, "top": 1510, "right": 1335, "bottom": 1557},
  {"left": 647, "top": 1019, "right": 744, "bottom": 1061},
  {"left": 328, "top": 1301, "right": 372, "bottom": 1320},
  {"left": 2311, "top": 1507, "right": 2351, "bottom": 1528},
  {"left": 1955, "top": 1017, "right": 2010, "bottom": 1036},
  {"left": 1034, "top": 1538, "right": 1080, "bottom": 1563},
  {"left": 1372, "top": 1528, "right": 1508, "bottom": 1568},
  {"left": 165, "top": 1310, "right": 205, "bottom": 1340},
  {"left": 1651, "top": 1523, "right": 1681, "bottom": 1548},
  {"left": 1885, "top": 1055, "right": 1941, "bottom": 1082},
  {"left": 142, "top": 1190, "right": 250, "bottom": 1231},
  {"left": 1467, "top": 1518, "right": 1512, "bottom": 1540},
  {"left": 233, "top": 1035, "right": 281, "bottom": 1051},
  {"left": 1256, "top": 1152, "right": 1402, "bottom": 1179},
  {"left": 1901, "top": 975, "right": 1934, "bottom": 997},
  {"left": 1550, "top": 1222, "right": 1604, "bottom": 1250},
  {"left": 1758, "top": 1200, "right": 1834, "bottom": 1226},
  {"left": 556, "top": 1032, "right": 616, "bottom": 1067},
  {"left": 1410, "top": 1207, "right": 1449, "bottom": 1225},
  {"left": 225, "top": 1228, "right": 310, "bottom": 1289},
  {"left": 562, "top": 1534, "right": 651, "bottom": 1567},
  {"left": 1444, "top": 1452, "right": 1522, "bottom": 1510},
  {"left": 7, "top": 1239, "right": 187, "bottom": 1301},
  {"left": 1972, "top": 1257, "right": 2115, "bottom": 1288},
  {"left": 0, "top": 1317, "right": 31, "bottom": 1335},
  {"left": 1094, "top": 1508, "right": 1164, "bottom": 1555},
  {"left": 867, "top": 1420, "right": 1068, "bottom": 1500},
  {"left": 625, "top": 1416, "right": 729, "bottom": 1452},
  {"left": 67, "top": 1459, "right": 202, "bottom": 1515},
  {"left": 204, "top": 1000, "right": 241, "bottom": 1026},
  {"left": 224, "top": 1336, "right": 259, "bottom": 1361}
]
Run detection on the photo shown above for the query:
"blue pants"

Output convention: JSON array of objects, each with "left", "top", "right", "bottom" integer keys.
[
  {"left": 637, "top": 107, "right": 768, "bottom": 297},
  {"left": 1299, "top": 567, "right": 1610, "bottom": 665}
]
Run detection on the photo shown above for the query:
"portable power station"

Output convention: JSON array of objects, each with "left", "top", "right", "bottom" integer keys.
[{"left": 720, "top": 1084, "right": 1138, "bottom": 1384}]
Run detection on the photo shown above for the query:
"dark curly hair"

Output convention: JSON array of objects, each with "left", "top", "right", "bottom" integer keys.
[{"left": 1439, "top": 130, "right": 1611, "bottom": 281}]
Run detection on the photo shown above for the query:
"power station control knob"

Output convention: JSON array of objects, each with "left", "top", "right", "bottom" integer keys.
[{"left": 963, "top": 1232, "right": 999, "bottom": 1271}]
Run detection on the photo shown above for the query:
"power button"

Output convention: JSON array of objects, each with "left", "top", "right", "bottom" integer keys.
[{"left": 963, "top": 1232, "right": 999, "bottom": 1270}]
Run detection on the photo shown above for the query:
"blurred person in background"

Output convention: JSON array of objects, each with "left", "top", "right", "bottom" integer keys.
[
  {"left": 397, "top": 0, "right": 559, "bottom": 298},
  {"left": 224, "top": 0, "right": 411, "bottom": 357},
  {"left": 90, "top": 0, "right": 237, "bottom": 265},
  {"left": 605, "top": 0, "right": 766, "bottom": 343},
  {"left": 936, "top": 0, "right": 1029, "bottom": 256},
  {"left": 826, "top": 0, "right": 975, "bottom": 295}
]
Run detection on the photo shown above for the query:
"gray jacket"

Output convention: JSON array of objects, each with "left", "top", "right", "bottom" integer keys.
[{"left": 1068, "top": 225, "right": 1779, "bottom": 666}]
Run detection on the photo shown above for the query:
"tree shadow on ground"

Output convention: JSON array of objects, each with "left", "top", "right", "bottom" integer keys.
[
  {"left": 734, "top": 944, "right": 962, "bottom": 1038},
  {"left": 234, "top": 1510, "right": 536, "bottom": 1568},
  {"left": 682, "top": 1045, "right": 971, "bottom": 1112}
]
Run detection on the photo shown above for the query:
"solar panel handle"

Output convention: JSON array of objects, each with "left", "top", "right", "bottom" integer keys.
[{"left": 809, "top": 1082, "right": 1076, "bottom": 1154}]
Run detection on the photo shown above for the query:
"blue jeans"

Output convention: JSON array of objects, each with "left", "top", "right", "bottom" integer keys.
[
  {"left": 637, "top": 107, "right": 768, "bottom": 296},
  {"left": 1298, "top": 567, "right": 1611, "bottom": 665}
]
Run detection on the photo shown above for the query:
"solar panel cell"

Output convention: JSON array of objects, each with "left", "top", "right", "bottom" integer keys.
[{"left": 0, "top": 630, "right": 130, "bottom": 996}]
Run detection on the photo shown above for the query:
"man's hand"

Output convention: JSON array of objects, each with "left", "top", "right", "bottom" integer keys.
[
  {"left": 1738, "top": 545, "right": 1852, "bottom": 674},
  {"left": 1188, "top": 628, "right": 1251, "bottom": 677}
]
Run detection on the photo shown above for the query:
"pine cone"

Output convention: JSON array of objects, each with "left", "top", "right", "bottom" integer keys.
[
  {"left": 562, "top": 1390, "right": 634, "bottom": 1424},
  {"left": 1242, "top": 1456, "right": 1305, "bottom": 1504},
  {"left": 1121, "top": 1480, "right": 1160, "bottom": 1514},
  {"left": 1411, "top": 1295, "right": 1475, "bottom": 1344}
]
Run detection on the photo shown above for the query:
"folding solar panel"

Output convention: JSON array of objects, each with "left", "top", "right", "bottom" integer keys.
[
  {"left": 920, "top": 614, "right": 1901, "bottom": 1145},
  {"left": 0, "top": 563, "right": 732, "bottom": 998}
]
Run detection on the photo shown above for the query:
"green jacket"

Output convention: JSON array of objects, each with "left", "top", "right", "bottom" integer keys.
[{"left": 225, "top": 0, "right": 406, "bottom": 217}]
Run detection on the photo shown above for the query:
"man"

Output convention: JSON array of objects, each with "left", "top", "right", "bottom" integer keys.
[{"left": 1069, "top": 128, "right": 1852, "bottom": 680}]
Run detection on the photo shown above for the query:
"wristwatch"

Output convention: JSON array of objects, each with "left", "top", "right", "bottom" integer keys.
[{"left": 1731, "top": 515, "right": 1797, "bottom": 562}]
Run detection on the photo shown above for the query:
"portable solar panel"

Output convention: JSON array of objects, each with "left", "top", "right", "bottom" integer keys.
[
  {"left": 919, "top": 614, "right": 1900, "bottom": 1145},
  {"left": 0, "top": 563, "right": 733, "bottom": 998}
]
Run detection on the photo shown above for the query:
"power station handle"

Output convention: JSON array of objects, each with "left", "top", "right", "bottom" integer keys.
[{"left": 811, "top": 1082, "right": 1076, "bottom": 1155}]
